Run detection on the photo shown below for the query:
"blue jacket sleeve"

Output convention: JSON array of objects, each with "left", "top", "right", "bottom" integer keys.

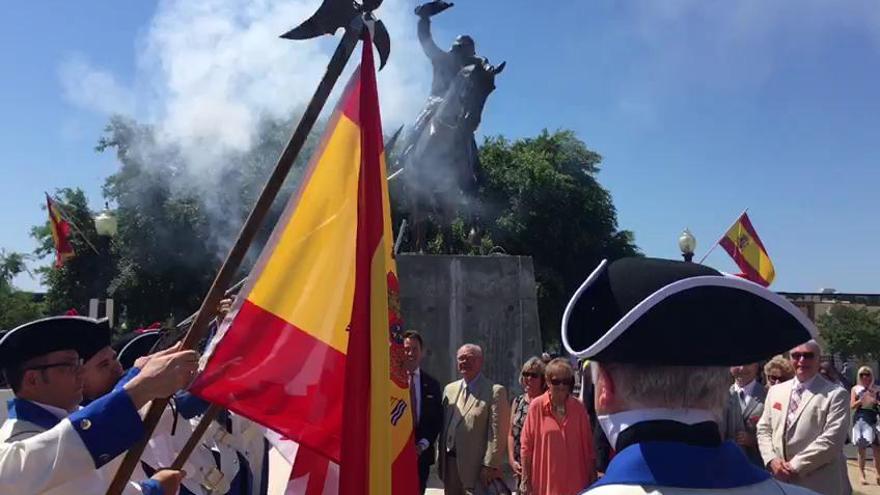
[
  {"left": 139, "top": 479, "right": 164, "bottom": 495},
  {"left": 114, "top": 367, "right": 141, "bottom": 391},
  {"left": 173, "top": 391, "right": 211, "bottom": 420},
  {"left": 68, "top": 388, "right": 144, "bottom": 468}
]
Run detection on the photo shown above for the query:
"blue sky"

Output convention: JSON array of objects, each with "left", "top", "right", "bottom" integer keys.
[{"left": 2, "top": 1, "right": 879, "bottom": 293}]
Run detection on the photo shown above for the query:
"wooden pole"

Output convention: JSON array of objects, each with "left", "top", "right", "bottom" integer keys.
[{"left": 105, "top": 24, "right": 363, "bottom": 495}]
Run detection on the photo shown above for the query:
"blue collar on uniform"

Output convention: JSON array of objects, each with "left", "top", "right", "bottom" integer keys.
[
  {"left": 589, "top": 440, "right": 770, "bottom": 490},
  {"left": 6, "top": 398, "right": 63, "bottom": 431}
]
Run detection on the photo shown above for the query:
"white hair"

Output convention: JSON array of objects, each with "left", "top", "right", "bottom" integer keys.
[
  {"left": 794, "top": 340, "right": 821, "bottom": 354},
  {"left": 596, "top": 362, "right": 730, "bottom": 418},
  {"left": 458, "top": 343, "right": 483, "bottom": 358}
]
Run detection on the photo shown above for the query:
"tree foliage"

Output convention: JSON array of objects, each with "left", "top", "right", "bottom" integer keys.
[
  {"left": 93, "top": 115, "right": 315, "bottom": 327},
  {"left": 818, "top": 304, "right": 880, "bottom": 361},
  {"left": 31, "top": 188, "right": 114, "bottom": 316},
  {"left": 0, "top": 250, "right": 44, "bottom": 330},
  {"left": 32, "top": 119, "right": 635, "bottom": 348},
  {"left": 393, "top": 129, "right": 639, "bottom": 347}
]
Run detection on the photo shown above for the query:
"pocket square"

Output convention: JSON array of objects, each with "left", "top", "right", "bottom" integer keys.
[{"left": 773, "top": 402, "right": 782, "bottom": 410}]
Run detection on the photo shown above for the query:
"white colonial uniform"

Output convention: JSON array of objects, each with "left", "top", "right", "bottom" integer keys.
[
  {"left": 137, "top": 388, "right": 267, "bottom": 495},
  {"left": 0, "top": 387, "right": 163, "bottom": 495}
]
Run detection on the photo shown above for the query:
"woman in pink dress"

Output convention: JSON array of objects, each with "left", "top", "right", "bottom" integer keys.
[{"left": 520, "top": 358, "right": 596, "bottom": 495}]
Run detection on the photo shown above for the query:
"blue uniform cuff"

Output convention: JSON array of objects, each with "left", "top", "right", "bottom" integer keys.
[
  {"left": 114, "top": 367, "right": 141, "bottom": 391},
  {"left": 140, "top": 479, "right": 164, "bottom": 495},
  {"left": 69, "top": 388, "right": 144, "bottom": 468},
  {"left": 174, "top": 391, "right": 211, "bottom": 419}
]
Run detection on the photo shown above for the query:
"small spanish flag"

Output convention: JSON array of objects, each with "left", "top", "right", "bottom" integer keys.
[
  {"left": 719, "top": 212, "right": 775, "bottom": 287},
  {"left": 46, "top": 194, "right": 74, "bottom": 268},
  {"left": 191, "top": 30, "right": 418, "bottom": 495}
]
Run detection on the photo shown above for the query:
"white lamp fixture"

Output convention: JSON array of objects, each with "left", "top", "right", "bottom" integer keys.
[
  {"left": 94, "top": 203, "right": 118, "bottom": 237},
  {"left": 678, "top": 228, "right": 696, "bottom": 262}
]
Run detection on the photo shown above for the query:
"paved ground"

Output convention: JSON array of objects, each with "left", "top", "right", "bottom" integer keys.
[{"left": 423, "top": 453, "right": 880, "bottom": 495}]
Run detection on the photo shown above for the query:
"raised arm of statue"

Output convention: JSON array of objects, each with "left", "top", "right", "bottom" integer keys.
[{"left": 417, "top": 16, "right": 445, "bottom": 61}]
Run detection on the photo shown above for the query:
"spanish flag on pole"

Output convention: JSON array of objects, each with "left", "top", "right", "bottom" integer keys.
[
  {"left": 718, "top": 212, "right": 776, "bottom": 287},
  {"left": 191, "top": 31, "right": 418, "bottom": 495},
  {"left": 46, "top": 193, "right": 74, "bottom": 268}
]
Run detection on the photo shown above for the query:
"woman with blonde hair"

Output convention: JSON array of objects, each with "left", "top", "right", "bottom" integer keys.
[
  {"left": 520, "top": 358, "right": 595, "bottom": 495},
  {"left": 763, "top": 355, "right": 795, "bottom": 389},
  {"left": 508, "top": 357, "right": 547, "bottom": 491},
  {"left": 852, "top": 365, "right": 880, "bottom": 484}
]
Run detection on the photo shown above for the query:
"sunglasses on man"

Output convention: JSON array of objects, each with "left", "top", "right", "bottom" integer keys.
[{"left": 790, "top": 352, "right": 815, "bottom": 361}]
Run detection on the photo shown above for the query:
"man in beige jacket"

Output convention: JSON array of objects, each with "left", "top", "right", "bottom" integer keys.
[
  {"left": 439, "top": 343, "right": 509, "bottom": 495},
  {"left": 757, "top": 341, "right": 851, "bottom": 495}
]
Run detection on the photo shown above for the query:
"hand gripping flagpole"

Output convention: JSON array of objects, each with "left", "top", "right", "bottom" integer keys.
[{"left": 105, "top": 4, "right": 391, "bottom": 493}]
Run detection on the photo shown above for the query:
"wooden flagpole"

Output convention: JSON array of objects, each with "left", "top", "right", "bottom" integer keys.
[{"left": 105, "top": 23, "right": 364, "bottom": 495}]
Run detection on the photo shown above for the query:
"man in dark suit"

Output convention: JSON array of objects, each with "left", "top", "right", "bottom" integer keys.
[
  {"left": 403, "top": 330, "right": 444, "bottom": 494},
  {"left": 722, "top": 362, "right": 767, "bottom": 467}
]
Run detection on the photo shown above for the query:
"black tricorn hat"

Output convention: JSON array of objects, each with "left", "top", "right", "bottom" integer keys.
[
  {"left": 0, "top": 316, "right": 111, "bottom": 371},
  {"left": 561, "top": 257, "right": 816, "bottom": 366},
  {"left": 114, "top": 331, "right": 161, "bottom": 370}
]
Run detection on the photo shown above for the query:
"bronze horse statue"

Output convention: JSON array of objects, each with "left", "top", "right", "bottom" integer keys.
[{"left": 398, "top": 58, "right": 505, "bottom": 251}]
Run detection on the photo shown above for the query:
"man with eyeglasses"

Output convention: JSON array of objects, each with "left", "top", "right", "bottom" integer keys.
[
  {"left": 757, "top": 341, "right": 851, "bottom": 495},
  {"left": 722, "top": 363, "right": 767, "bottom": 467},
  {"left": 438, "top": 343, "right": 510, "bottom": 495},
  {"left": 0, "top": 315, "right": 199, "bottom": 495}
]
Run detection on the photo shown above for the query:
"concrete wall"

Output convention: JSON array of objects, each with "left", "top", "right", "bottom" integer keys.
[{"left": 397, "top": 254, "right": 542, "bottom": 395}]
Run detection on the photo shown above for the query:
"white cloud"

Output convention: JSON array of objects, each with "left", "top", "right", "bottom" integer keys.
[
  {"left": 59, "top": 55, "right": 136, "bottom": 116},
  {"left": 613, "top": 0, "right": 880, "bottom": 125},
  {"left": 60, "top": 0, "right": 429, "bottom": 171}
]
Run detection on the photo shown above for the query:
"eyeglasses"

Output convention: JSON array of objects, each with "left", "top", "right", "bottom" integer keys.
[
  {"left": 767, "top": 374, "right": 784, "bottom": 383},
  {"left": 549, "top": 377, "right": 571, "bottom": 387},
  {"left": 521, "top": 372, "right": 540, "bottom": 379},
  {"left": 790, "top": 352, "right": 816, "bottom": 361},
  {"left": 861, "top": 373, "right": 873, "bottom": 377},
  {"left": 26, "top": 359, "right": 83, "bottom": 373}
]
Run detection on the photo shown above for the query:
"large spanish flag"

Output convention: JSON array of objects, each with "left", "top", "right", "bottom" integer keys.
[
  {"left": 46, "top": 193, "right": 75, "bottom": 268},
  {"left": 191, "top": 31, "right": 418, "bottom": 495},
  {"left": 719, "top": 212, "right": 776, "bottom": 286}
]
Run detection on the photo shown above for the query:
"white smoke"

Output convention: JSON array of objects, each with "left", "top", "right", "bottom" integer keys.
[
  {"left": 60, "top": 55, "right": 136, "bottom": 117},
  {"left": 60, "top": 0, "right": 429, "bottom": 171}
]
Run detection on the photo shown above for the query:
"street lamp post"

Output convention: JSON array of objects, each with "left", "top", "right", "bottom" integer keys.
[
  {"left": 678, "top": 228, "right": 696, "bottom": 263},
  {"left": 92, "top": 202, "right": 118, "bottom": 326}
]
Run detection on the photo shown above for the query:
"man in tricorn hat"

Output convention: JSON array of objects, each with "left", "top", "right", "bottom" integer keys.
[
  {"left": 562, "top": 257, "right": 824, "bottom": 494},
  {"left": 0, "top": 315, "right": 198, "bottom": 494}
]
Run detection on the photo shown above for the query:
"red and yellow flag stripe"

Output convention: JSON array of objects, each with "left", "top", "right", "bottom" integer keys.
[
  {"left": 719, "top": 212, "right": 775, "bottom": 286},
  {"left": 46, "top": 194, "right": 74, "bottom": 268},
  {"left": 191, "top": 29, "right": 417, "bottom": 495}
]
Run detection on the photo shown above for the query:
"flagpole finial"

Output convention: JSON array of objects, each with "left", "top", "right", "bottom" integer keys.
[{"left": 280, "top": 0, "right": 391, "bottom": 69}]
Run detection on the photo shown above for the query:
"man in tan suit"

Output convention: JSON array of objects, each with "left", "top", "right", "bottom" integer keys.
[
  {"left": 757, "top": 341, "right": 851, "bottom": 495},
  {"left": 439, "top": 343, "right": 509, "bottom": 495}
]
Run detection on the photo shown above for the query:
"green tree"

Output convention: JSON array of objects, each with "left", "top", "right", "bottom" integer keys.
[
  {"left": 0, "top": 250, "right": 44, "bottom": 329},
  {"left": 31, "top": 188, "right": 114, "bottom": 316},
  {"left": 393, "top": 129, "right": 639, "bottom": 347},
  {"left": 95, "top": 115, "right": 316, "bottom": 327},
  {"left": 818, "top": 305, "right": 880, "bottom": 361}
]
